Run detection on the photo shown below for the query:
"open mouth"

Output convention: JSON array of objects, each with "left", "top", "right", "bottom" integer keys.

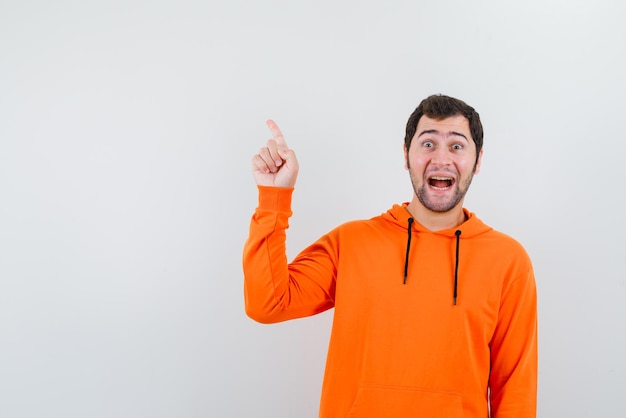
[{"left": 428, "top": 176, "right": 455, "bottom": 191}]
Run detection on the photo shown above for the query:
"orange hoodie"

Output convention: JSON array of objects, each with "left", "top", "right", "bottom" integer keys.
[{"left": 243, "top": 187, "right": 537, "bottom": 418}]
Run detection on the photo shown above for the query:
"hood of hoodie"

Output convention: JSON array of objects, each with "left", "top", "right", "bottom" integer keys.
[
  {"left": 381, "top": 203, "right": 492, "bottom": 238},
  {"left": 381, "top": 204, "right": 493, "bottom": 303}
]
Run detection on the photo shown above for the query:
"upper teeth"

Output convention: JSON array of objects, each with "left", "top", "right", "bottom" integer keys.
[{"left": 431, "top": 176, "right": 452, "bottom": 180}]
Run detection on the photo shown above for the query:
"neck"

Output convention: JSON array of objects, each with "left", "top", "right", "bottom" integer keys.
[{"left": 405, "top": 200, "right": 467, "bottom": 232}]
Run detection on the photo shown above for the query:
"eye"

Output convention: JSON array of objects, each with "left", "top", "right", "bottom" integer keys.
[
  {"left": 451, "top": 143, "right": 463, "bottom": 150},
  {"left": 422, "top": 141, "right": 434, "bottom": 148}
]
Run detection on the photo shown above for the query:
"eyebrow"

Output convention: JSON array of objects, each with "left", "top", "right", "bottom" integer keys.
[{"left": 417, "top": 129, "right": 469, "bottom": 142}]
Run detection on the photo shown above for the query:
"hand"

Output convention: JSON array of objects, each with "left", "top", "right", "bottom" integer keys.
[{"left": 251, "top": 120, "right": 299, "bottom": 188}]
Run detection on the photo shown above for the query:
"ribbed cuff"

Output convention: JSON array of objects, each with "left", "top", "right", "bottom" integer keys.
[{"left": 257, "top": 186, "right": 294, "bottom": 212}]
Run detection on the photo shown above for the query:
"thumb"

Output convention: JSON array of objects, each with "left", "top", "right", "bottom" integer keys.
[{"left": 277, "top": 148, "right": 294, "bottom": 164}]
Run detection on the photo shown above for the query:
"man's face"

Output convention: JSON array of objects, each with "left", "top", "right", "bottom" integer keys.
[{"left": 404, "top": 115, "right": 482, "bottom": 213}]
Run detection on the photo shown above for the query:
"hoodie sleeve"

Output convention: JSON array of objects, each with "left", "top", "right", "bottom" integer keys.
[
  {"left": 489, "top": 262, "right": 538, "bottom": 418},
  {"left": 242, "top": 186, "right": 336, "bottom": 324}
]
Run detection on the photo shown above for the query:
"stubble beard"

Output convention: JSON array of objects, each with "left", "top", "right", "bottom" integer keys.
[{"left": 410, "top": 169, "right": 475, "bottom": 213}]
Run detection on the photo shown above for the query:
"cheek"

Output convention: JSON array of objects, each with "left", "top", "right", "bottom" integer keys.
[
  {"left": 457, "top": 159, "right": 475, "bottom": 174},
  {"left": 409, "top": 155, "right": 429, "bottom": 170}
]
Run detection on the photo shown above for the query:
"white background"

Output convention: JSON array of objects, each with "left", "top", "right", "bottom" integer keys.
[{"left": 1, "top": 1, "right": 625, "bottom": 417}]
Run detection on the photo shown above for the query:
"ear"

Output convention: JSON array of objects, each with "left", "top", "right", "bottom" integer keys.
[
  {"left": 403, "top": 143, "right": 410, "bottom": 170},
  {"left": 473, "top": 149, "right": 484, "bottom": 174}
]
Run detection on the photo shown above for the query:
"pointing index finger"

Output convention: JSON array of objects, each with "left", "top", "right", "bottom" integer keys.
[{"left": 266, "top": 119, "right": 288, "bottom": 148}]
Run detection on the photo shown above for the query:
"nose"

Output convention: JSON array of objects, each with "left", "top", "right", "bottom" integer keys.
[{"left": 431, "top": 147, "right": 452, "bottom": 166}]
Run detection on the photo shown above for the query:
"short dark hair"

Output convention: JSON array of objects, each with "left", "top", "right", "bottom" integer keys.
[{"left": 404, "top": 94, "right": 483, "bottom": 165}]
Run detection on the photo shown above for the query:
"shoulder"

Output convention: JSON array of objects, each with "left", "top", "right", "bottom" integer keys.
[
  {"left": 466, "top": 213, "right": 530, "bottom": 257},
  {"left": 485, "top": 228, "right": 528, "bottom": 252},
  {"left": 328, "top": 211, "right": 402, "bottom": 242},
  {"left": 480, "top": 228, "right": 534, "bottom": 277}
]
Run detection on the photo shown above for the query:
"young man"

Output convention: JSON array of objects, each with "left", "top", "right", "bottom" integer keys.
[{"left": 243, "top": 95, "right": 538, "bottom": 418}]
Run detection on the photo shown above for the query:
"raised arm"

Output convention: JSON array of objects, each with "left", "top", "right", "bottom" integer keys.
[{"left": 244, "top": 120, "right": 336, "bottom": 324}]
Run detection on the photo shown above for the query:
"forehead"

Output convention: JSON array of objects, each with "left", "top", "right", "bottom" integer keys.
[{"left": 415, "top": 115, "right": 471, "bottom": 138}]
